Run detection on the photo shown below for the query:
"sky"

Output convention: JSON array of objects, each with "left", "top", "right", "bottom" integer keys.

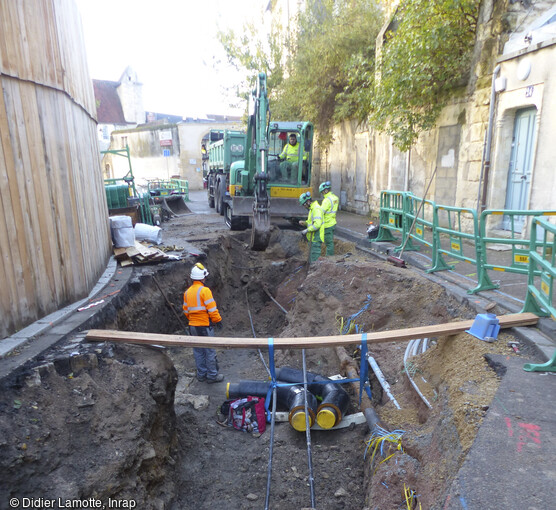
[{"left": 76, "top": 0, "right": 264, "bottom": 118}]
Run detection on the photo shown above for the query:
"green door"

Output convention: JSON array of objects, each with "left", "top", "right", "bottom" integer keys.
[{"left": 503, "top": 107, "right": 537, "bottom": 232}]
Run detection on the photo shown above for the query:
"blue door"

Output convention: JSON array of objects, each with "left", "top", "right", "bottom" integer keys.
[{"left": 503, "top": 108, "right": 537, "bottom": 232}]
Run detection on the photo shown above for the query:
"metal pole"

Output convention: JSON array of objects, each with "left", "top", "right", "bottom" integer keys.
[
  {"left": 264, "top": 386, "right": 278, "bottom": 510},
  {"left": 302, "top": 349, "right": 316, "bottom": 507},
  {"left": 479, "top": 64, "right": 501, "bottom": 212}
]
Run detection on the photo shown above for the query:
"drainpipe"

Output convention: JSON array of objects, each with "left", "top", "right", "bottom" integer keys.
[
  {"left": 478, "top": 64, "right": 501, "bottom": 212},
  {"left": 404, "top": 147, "right": 411, "bottom": 192}
]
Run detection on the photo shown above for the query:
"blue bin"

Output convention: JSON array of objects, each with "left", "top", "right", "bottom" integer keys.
[{"left": 466, "top": 313, "right": 500, "bottom": 341}]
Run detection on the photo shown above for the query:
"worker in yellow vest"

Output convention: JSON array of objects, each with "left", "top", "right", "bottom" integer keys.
[
  {"left": 183, "top": 263, "right": 224, "bottom": 383},
  {"left": 319, "top": 181, "right": 339, "bottom": 255},
  {"left": 278, "top": 133, "right": 306, "bottom": 180},
  {"left": 299, "top": 191, "right": 325, "bottom": 263}
]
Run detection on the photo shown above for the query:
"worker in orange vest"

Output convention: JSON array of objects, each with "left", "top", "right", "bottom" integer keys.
[{"left": 183, "top": 263, "right": 224, "bottom": 383}]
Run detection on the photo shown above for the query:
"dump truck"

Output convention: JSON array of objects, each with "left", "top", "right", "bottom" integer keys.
[
  {"left": 223, "top": 72, "right": 314, "bottom": 250},
  {"left": 206, "top": 130, "right": 246, "bottom": 213}
]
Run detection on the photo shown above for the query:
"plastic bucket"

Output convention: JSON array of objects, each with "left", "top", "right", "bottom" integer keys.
[
  {"left": 466, "top": 313, "right": 501, "bottom": 340},
  {"left": 134, "top": 223, "right": 162, "bottom": 245}
]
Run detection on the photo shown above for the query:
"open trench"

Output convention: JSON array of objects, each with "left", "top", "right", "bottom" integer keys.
[{"left": 0, "top": 227, "right": 527, "bottom": 509}]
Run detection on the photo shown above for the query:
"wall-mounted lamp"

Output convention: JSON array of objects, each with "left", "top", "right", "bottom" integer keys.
[{"left": 494, "top": 76, "right": 507, "bottom": 92}]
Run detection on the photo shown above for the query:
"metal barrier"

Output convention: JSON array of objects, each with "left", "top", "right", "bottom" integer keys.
[
  {"left": 374, "top": 191, "right": 411, "bottom": 242},
  {"left": 147, "top": 178, "right": 190, "bottom": 200},
  {"left": 522, "top": 217, "right": 556, "bottom": 320},
  {"left": 429, "top": 205, "right": 482, "bottom": 278},
  {"left": 373, "top": 191, "right": 556, "bottom": 312},
  {"left": 403, "top": 196, "right": 453, "bottom": 271},
  {"left": 470, "top": 210, "right": 556, "bottom": 294}
]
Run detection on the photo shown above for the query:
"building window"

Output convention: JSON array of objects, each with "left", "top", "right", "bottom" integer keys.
[{"left": 121, "top": 136, "right": 127, "bottom": 149}]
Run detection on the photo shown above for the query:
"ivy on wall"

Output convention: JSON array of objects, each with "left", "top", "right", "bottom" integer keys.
[{"left": 369, "top": 0, "right": 480, "bottom": 150}]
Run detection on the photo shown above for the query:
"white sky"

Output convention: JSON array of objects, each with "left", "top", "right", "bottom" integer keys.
[{"left": 76, "top": 0, "right": 265, "bottom": 117}]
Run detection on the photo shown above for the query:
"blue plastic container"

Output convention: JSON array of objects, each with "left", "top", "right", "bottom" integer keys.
[{"left": 466, "top": 313, "right": 501, "bottom": 340}]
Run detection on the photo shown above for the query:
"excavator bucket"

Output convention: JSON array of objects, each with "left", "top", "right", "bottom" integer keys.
[
  {"left": 159, "top": 195, "right": 190, "bottom": 216},
  {"left": 251, "top": 209, "right": 271, "bottom": 251}
]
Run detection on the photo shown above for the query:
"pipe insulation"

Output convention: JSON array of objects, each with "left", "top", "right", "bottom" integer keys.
[
  {"left": 403, "top": 341, "right": 433, "bottom": 409},
  {"left": 367, "top": 356, "right": 401, "bottom": 410}
]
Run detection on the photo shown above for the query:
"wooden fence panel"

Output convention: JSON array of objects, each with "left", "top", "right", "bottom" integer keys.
[{"left": 0, "top": 0, "right": 111, "bottom": 338}]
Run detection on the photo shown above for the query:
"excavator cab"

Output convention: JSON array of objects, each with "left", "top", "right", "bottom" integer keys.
[{"left": 267, "top": 124, "right": 313, "bottom": 186}]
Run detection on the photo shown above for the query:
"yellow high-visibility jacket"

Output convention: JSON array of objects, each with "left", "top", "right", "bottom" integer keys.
[
  {"left": 280, "top": 142, "right": 300, "bottom": 162},
  {"left": 321, "top": 191, "right": 339, "bottom": 228},
  {"left": 305, "top": 201, "right": 325, "bottom": 243},
  {"left": 183, "top": 281, "right": 222, "bottom": 327}
]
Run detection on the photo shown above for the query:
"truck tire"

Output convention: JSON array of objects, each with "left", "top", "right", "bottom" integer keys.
[
  {"left": 224, "top": 203, "right": 247, "bottom": 231},
  {"left": 208, "top": 175, "right": 215, "bottom": 208},
  {"left": 215, "top": 178, "right": 221, "bottom": 214},
  {"left": 217, "top": 175, "right": 225, "bottom": 216}
]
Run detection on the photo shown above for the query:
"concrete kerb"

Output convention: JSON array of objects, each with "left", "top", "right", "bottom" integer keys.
[
  {"left": 0, "top": 256, "right": 120, "bottom": 360},
  {"left": 335, "top": 226, "right": 556, "bottom": 363}
]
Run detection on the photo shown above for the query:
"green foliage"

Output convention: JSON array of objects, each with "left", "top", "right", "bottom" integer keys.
[
  {"left": 218, "top": 0, "right": 480, "bottom": 151},
  {"left": 274, "top": 0, "right": 382, "bottom": 146},
  {"left": 369, "top": 0, "right": 480, "bottom": 150},
  {"left": 217, "top": 14, "right": 287, "bottom": 110}
]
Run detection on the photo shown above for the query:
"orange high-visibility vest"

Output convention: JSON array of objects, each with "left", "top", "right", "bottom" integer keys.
[{"left": 183, "top": 281, "right": 222, "bottom": 326}]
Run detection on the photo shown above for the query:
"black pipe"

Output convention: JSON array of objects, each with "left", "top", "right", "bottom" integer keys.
[
  {"left": 275, "top": 367, "right": 351, "bottom": 429},
  {"left": 226, "top": 380, "right": 317, "bottom": 431}
]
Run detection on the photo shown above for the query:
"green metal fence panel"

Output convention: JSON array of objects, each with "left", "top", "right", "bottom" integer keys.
[
  {"left": 171, "top": 179, "right": 190, "bottom": 201},
  {"left": 470, "top": 210, "right": 556, "bottom": 294},
  {"left": 522, "top": 216, "right": 556, "bottom": 320},
  {"left": 429, "top": 205, "right": 482, "bottom": 281},
  {"left": 373, "top": 191, "right": 411, "bottom": 243},
  {"left": 403, "top": 196, "right": 454, "bottom": 272}
]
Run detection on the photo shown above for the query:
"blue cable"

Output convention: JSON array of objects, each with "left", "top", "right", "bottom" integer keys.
[{"left": 342, "top": 294, "right": 372, "bottom": 334}]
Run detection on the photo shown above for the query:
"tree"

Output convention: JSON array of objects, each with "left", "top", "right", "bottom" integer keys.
[
  {"left": 218, "top": 0, "right": 382, "bottom": 146},
  {"left": 217, "top": 14, "right": 287, "bottom": 110},
  {"left": 274, "top": 0, "right": 382, "bottom": 146},
  {"left": 218, "top": 0, "right": 480, "bottom": 151},
  {"left": 369, "top": 0, "right": 480, "bottom": 150}
]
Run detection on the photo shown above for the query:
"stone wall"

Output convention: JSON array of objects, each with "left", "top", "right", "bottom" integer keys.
[{"left": 314, "top": 0, "right": 556, "bottom": 236}]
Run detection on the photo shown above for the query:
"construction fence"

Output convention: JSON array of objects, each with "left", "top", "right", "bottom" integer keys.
[{"left": 373, "top": 191, "right": 556, "bottom": 320}]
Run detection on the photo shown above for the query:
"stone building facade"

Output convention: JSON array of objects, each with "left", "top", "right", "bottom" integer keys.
[{"left": 275, "top": 1, "right": 556, "bottom": 238}]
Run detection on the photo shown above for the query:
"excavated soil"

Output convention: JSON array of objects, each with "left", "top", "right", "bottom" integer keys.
[{"left": 0, "top": 212, "right": 539, "bottom": 510}]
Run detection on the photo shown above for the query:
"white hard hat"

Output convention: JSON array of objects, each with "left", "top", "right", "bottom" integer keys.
[{"left": 190, "top": 263, "right": 209, "bottom": 280}]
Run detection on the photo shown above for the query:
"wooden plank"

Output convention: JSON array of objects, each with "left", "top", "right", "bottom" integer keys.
[
  {"left": 0, "top": 79, "right": 21, "bottom": 336},
  {"left": 1, "top": 78, "right": 37, "bottom": 318},
  {"left": 19, "top": 80, "right": 56, "bottom": 308},
  {"left": 85, "top": 313, "right": 539, "bottom": 349},
  {"left": 40, "top": 87, "right": 73, "bottom": 300},
  {"left": 35, "top": 86, "right": 65, "bottom": 304},
  {"left": 21, "top": 79, "right": 59, "bottom": 302}
]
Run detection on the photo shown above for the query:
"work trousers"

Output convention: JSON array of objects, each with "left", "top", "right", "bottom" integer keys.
[
  {"left": 189, "top": 325, "right": 218, "bottom": 379},
  {"left": 309, "top": 238, "right": 323, "bottom": 263},
  {"left": 324, "top": 226, "right": 335, "bottom": 256}
]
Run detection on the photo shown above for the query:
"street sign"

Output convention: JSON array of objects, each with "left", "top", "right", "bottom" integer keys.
[
  {"left": 163, "top": 149, "right": 170, "bottom": 157},
  {"left": 160, "top": 130, "right": 173, "bottom": 146}
]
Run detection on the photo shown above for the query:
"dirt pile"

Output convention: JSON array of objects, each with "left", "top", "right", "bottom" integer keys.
[{"left": 0, "top": 344, "right": 178, "bottom": 506}]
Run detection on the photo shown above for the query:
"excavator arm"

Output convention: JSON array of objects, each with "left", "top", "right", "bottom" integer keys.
[{"left": 249, "top": 73, "right": 271, "bottom": 251}]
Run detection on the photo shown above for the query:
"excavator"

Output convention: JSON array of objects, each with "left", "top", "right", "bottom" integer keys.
[{"left": 223, "top": 72, "right": 314, "bottom": 251}]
